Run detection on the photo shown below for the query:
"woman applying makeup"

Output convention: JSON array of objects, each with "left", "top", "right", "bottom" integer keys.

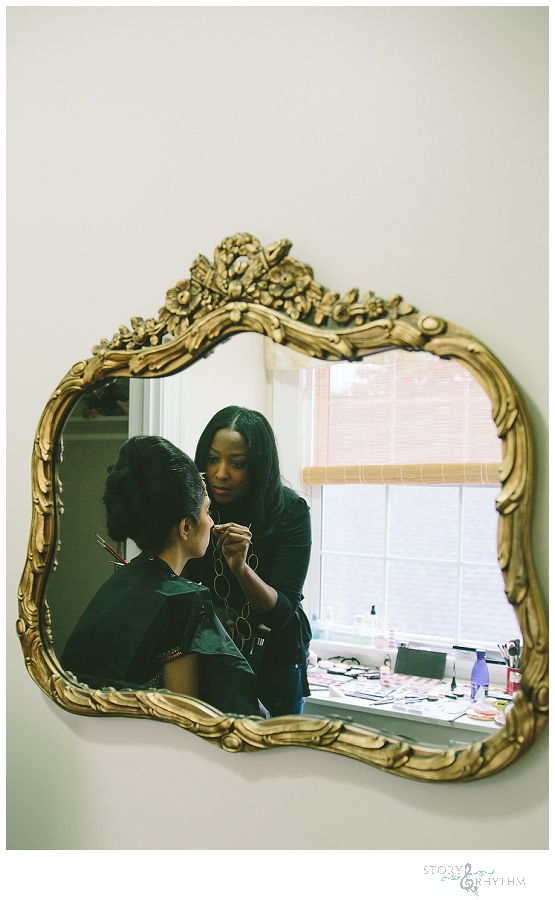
[
  {"left": 62, "top": 435, "right": 261, "bottom": 716},
  {"left": 186, "top": 407, "right": 312, "bottom": 717}
]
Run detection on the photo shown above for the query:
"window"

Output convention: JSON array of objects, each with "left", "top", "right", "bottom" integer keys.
[
  {"left": 319, "top": 483, "right": 517, "bottom": 646},
  {"left": 300, "top": 351, "right": 521, "bottom": 649}
]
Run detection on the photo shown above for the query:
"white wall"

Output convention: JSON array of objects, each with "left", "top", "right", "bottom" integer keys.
[
  {"left": 182, "top": 332, "right": 271, "bottom": 459},
  {"left": 7, "top": 7, "right": 548, "bottom": 851}
]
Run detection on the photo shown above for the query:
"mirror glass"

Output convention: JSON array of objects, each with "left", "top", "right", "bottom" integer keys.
[{"left": 45, "top": 333, "right": 522, "bottom": 748}]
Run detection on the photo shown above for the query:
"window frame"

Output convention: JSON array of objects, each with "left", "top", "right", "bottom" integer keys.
[{"left": 284, "top": 362, "right": 515, "bottom": 654}]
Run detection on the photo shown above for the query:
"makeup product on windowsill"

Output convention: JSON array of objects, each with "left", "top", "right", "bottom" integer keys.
[
  {"left": 470, "top": 650, "right": 490, "bottom": 701},
  {"left": 328, "top": 684, "right": 346, "bottom": 699},
  {"left": 323, "top": 606, "right": 334, "bottom": 641},
  {"left": 368, "top": 605, "right": 376, "bottom": 647},
  {"left": 506, "top": 667, "right": 522, "bottom": 696},
  {"left": 508, "top": 640, "right": 521, "bottom": 669},
  {"left": 379, "top": 664, "right": 391, "bottom": 687},
  {"left": 450, "top": 660, "right": 457, "bottom": 692},
  {"left": 311, "top": 612, "right": 321, "bottom": 640},
  {"left": 344, "top": 691, "right": 385, "bottom": 701},
  {"left": 353, "top": 614, "right": 366, "bottom": 645}
]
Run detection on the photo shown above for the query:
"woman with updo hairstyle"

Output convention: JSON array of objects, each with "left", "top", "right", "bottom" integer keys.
[
  {"left": 62, "top": 435, "right": 261, "bottom": 716},
  {"left": 186, "top": 406, "right": 312, "bottom": 717}
]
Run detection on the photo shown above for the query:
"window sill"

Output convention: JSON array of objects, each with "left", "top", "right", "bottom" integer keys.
[{"left": 310, "top": 638, "right": 507, "bottom": 686}]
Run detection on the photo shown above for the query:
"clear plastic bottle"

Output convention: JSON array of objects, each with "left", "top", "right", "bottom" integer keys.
[
  {"left": 311, "top": 612, "right": 321, "bottom": 640},
  {"left": 353, "top": 614, "right": 366, "bottom": 645},
  {"left": 470, "top": 650, "right": 489, "bottom": 701},
  {"left": 323, "top": 606, "right": 334, "bottom": 641}
]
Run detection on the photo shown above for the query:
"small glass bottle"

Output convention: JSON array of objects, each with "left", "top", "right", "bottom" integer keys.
[
  {"left": 367, "top": 605, "right": 376, "bottom": 647},
  {"left": 470, "top": 650, "right": 490, "bottom": 701},
  {"left": 353, "top": 614, "right": 366, "bottom": 645}
]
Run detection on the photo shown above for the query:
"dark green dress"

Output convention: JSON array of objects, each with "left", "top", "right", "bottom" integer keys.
[{"left": 61, "top": 552, "right": 261, "bottom": 716}]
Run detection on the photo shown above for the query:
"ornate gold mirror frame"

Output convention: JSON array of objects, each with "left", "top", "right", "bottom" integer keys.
[{"left": 17, "top": 233, "right": 548, "bottom": 782}]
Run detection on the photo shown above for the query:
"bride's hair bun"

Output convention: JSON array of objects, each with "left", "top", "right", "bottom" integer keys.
[{"left": 103, "top": 436, "right": 204, "bottom": 553}]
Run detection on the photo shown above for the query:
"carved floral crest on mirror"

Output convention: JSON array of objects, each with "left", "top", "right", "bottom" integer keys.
[{"left": 17, "top": 233, "right": 548, "bottom": 782}]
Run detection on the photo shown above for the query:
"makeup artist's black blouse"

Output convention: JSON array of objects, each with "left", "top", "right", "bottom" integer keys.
[
  {"left": 61, "top": 552, "right": 260, "bottom": 716},
  {"left": 186, "top": 488, "right": 312, "bottom": 693}
]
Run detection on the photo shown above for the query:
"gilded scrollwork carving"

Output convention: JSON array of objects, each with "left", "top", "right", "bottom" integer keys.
[
  {"left": 93, "top": 233, "right": 417, "bottom": 355},
  {"left": 17, "top": 234, "right": 548, "bottom": 782}
]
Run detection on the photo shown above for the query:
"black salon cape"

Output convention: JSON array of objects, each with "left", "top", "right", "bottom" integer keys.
[
  {"left": 186, "top": 488, "right": 313, "bottom": 695},
  {"left": 61, "top": 552, "right": 261, "bottom": 716}
]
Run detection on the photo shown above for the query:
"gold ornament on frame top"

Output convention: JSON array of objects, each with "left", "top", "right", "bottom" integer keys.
[{"left": 17, "top": 233, "right": 548, "bottom": 781}]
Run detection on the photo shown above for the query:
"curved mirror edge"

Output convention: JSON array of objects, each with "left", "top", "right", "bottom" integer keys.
[{"left": 17, "top": 236, "right": 548, "bottom": 783}]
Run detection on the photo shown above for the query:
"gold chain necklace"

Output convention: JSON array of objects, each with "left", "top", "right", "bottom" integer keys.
[{"left": 211, "top": 510, "right": 259, "bottom": 651}]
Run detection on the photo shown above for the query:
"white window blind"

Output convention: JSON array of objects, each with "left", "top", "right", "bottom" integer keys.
[
  {"left": 303, "top": 353, "right": 503, "bottom": 485},
  {"left": 319, "top": 482, "right": 519, "bottom": 645}
]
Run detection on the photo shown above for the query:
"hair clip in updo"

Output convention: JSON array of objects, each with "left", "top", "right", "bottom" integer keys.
[{"left": 199, "top": 472, "right": 209, "bottom": 497}]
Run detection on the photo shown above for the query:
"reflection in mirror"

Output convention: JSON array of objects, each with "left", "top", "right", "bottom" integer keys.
[
  {"left": 272, "top": 343, "right": 521, "bottom": 746},
  {"left": 46, "top": 334, "right": 523, "bottom": 745},
  {"left": 47, "top": 382, "right": 130, "bottom": 658},
  {"left": 302, "top": 349, "right": 517, "bottom": 646}
]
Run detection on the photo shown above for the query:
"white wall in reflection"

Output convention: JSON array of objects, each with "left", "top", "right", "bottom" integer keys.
[{"left": 133, "top": 332, "right": 271, "bottom": 459}]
